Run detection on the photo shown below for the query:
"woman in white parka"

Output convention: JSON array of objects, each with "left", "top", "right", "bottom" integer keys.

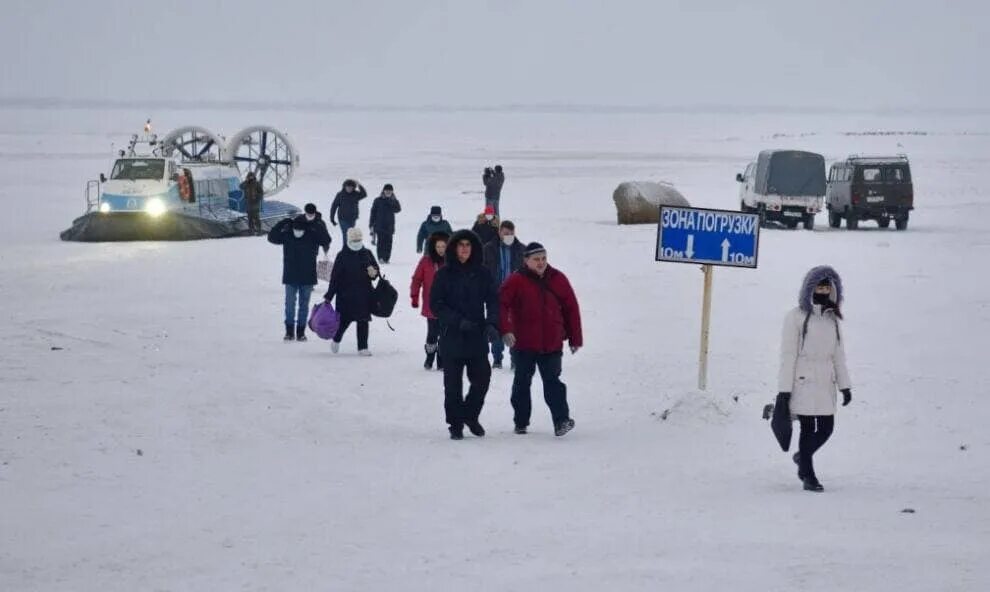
[{"left": 778, "top": 265, "right": 853, "bottom": 492}]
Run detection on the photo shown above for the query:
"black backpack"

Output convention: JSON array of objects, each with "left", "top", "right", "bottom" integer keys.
[{"left": 370, "top": 275, "right": 398, "bottom": 318}]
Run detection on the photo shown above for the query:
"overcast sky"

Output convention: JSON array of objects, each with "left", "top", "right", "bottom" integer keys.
[{"left": 1, "top": 0, "right": 986, "bottom": 109}]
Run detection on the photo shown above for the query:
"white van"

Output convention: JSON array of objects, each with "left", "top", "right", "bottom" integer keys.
[{"left": 736, "top": 150, "right": 826, "bottom": 230}]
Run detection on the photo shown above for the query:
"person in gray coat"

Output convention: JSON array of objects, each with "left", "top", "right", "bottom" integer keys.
[{"left": 777, "top": 265, "right": 852, "bottom": 492}]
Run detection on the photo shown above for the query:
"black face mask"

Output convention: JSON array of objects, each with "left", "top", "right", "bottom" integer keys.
[{"left": 813, "top": 292, "right": 832, "bottom": 306}]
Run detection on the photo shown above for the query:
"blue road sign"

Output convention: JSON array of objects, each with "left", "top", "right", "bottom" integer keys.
[{"left": 656, "top": 206, "right": 761, "bottom": 268}]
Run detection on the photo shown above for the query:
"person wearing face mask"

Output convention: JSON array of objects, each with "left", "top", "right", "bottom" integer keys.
[
  {"left": 296, "top": 203, "right": 332, "bottom": 255},
  {"left": 471, "top": 205, "right": 499, "bottom": 247},
  {"left": 324, "top": 227, "right": 380, "bottom": 356},
  {"left": 267, "top": 215, "right": 327, "bottom": 341},
  {"left": 410, "top": 231, "right": 450, "bottom": 370},
  {"left": 329, "top": 179, "right": 367, "bottom": 245},
  {"left": 368, "top": 183, "right": 402, "bottom": 264},
  {"left": 777, "top": 266, "right": 853, "bottom": 492},
  {"left": 482, "top": 220, "right": 524, "bottom": 369},
  {"left": 499, "top": 242, "right": 582, "bottom": 437},
  {"left": 416, "top": 205, "right": 453, "bottom": 254},
  {"left": 323, "top": 227, "right": 381, "bottom": 356}
]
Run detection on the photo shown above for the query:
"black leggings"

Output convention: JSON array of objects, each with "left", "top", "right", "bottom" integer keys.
[
  {"left": 376, "top": 232, "right": 394, "bottom": 262},
  {"left": 797, "top": 415, "right": 834, "bottom": 479},
  {"left": 426, "top": 318, "right": 440, "bottom": 348},
  {"left": 334, "top": 316, "right": 369, "bottom": 350}
]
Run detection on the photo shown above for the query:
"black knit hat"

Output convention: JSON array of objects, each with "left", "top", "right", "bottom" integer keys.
[
  {"left": 523, "top": 242, "right": 546, "bottom": 257},
  {"left": 304, "top": 203, "right": 317, "bottom": 214},
  {"left": 383, "top": 183, "right": 394, "bottom": 191},
  {"left": 430, "top": 206, "right": 442, "bottom": 216}
]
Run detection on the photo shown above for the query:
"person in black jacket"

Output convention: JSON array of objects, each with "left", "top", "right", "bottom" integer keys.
[
  {"left": 301, "top": 202, "right": 332, "bottom": 253},
  {"left": 482, "top": 164, "right": 505, "bottom": 216},
  {"left": 329, "top": 179, "right": 367, "bottom": 245},
  {"left": 268, "top": 215, "right": 327, "bottom": 341},
  {"left": 324, "top": 227, "right": 380, "bottom": 355},
  {"left": 482, "top": 220, "right": 525, "bottom": 368},
  {"left": 368, "top": 183, "right": 401, "bottom": 264},
  {"left": 430, "top": 229, "right": 500, "bottom": 440},
  {"left": 416, "top": 206, "right": 454, "bottom": 254},
  {"left": 471, "top": 205, "right": 499, "bottom": 247}
]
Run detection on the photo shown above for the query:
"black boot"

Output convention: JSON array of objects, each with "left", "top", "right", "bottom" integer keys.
[
  {"left": 802, "top": 477, "right": 824, "bottom": 492},
  {"left": 449, "top": 426, "right": 464, "bottom": 440},
  {"left": 424, "top": 343, "right": 436, "bottom": 370},
  {"left": 554, "top": 418, "right": 576, "bottom": 437},
  {"left": 284, "top": 322, "right": 294, "bottom": 341},
  {"left": 435, "top": 351, "right": 443, "bottom": 371},
  {"left": 296, "top": 324, "right": 307, "bottom": 342},
  {"left": 465, "top": 420, "right": 486, "bottom": 437}
]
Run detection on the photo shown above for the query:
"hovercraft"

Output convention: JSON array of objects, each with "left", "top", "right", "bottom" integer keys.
[{"left": 61, "top": 123, "right": 302, "bottom": 241}]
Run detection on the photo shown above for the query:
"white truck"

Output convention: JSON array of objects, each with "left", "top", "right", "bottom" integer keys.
[{"left": 736, "top": 150, "right": 826, "bottom": 230}]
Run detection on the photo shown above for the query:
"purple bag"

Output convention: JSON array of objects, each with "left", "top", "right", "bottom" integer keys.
[{"left": 308, "top": 301, "right": 341, "bottom": 340}]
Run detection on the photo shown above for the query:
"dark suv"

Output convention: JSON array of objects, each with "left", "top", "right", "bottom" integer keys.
[{"left": 826, "top": 155, "right": 913, "bottom": 230}]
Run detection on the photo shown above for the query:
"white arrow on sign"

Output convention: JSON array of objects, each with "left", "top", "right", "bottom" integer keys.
[
  {"left": 686, "top": 234, "right": 695, "bottom": 258},
  {"left": 721, "top": 239, "right": 731, "bottom": 262}
]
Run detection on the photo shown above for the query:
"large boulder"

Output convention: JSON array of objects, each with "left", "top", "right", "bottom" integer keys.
[{"left": 613, "top": 181, "right": 690, "bottom": 225}]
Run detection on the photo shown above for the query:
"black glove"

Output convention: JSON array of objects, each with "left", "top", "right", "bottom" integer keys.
[
  {"left": 485, "top": 325, "right": 500, "bottom": 342},
  {"left": 841, "top": 388, "right": 852, "bottom": 406},
  {"left": 458, "top": 318, "right": 477, "bottom": 332},
  {"left": 331, "top": 220, "right": 338, "bottom": 227}
]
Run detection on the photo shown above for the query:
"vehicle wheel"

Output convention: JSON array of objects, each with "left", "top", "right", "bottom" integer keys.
[
  {"left": 846, "top": 213, "right": 858, "bottom": 230},
  {"left": 785, "top": 220, "right": 798, "bottom": 229},
  {"left": 740, "top": 201, "right": 750, "bottom": 213},
  {"left": 828, "top": 210, "right": 841, "bottom": 228},
  {"left": 895, "top": 216, "right": 909, "bottom": 231},
  {"left": 803, "top": 215, "right": 815, "bottom": 231},
  {"left": 878, "top": 218, "right": 891, "bottom": 229},
  {"left": 757, "top": 206, "right": 767, "bottom": 227}
]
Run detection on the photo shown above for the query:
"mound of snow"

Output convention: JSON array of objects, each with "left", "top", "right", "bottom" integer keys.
[{"left": 612, "top": 181, "right": 690, "bottom": 225}]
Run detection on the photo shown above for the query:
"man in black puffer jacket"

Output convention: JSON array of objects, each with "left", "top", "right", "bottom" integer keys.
[
  {"left": 430, "top": 229, "right": 500, "bottom": 440},
  {"left": 268, "top": 216, "right": 327, "bottom": 341}
]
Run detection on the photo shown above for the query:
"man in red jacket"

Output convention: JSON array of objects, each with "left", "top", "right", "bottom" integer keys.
[{"left": 499, "top": 242, "right": 583, "bottom": 436}]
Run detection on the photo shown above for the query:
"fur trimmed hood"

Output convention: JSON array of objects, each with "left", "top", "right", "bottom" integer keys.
[{"left": 799, "top": 265, "right": 844, "bottom": 313}]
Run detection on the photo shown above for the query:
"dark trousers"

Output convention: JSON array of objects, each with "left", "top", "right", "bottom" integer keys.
[
  {"left": 425, "top": 318, "right": 442, "bottom": 366},
  {"left": 443, "top": 355, "right": 491, "bottom": 428},
  {"left": 339, "top": 219, "right": 355, "bottom": 245},
  {"left": 334, "top": 315, "right": 369, "bottom": 350},
  {"left": 247, "top": 207, "right": 261, "bottom": 233},
  {"left": 426, "top": 318, "right": 441, "bottom": 346},
  {"left": 511, "top": 350, "right": 569, "bottom": 427},
  {"left": 375, "top": 232, "right": 394, "bottom": 262},
  {"left": 797, "top": 415, "right": 835, "bottom": 479}
]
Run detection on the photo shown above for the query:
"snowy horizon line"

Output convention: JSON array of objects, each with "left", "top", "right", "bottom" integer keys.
[{"left": 2, "top": 96, "right": 989, "bottom": 117}]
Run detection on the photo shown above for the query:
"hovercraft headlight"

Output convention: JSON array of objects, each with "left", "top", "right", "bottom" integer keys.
[
  {"left": 99, "top": 202, "right": 111, "bottom": 214},
  {"left": 145, "top": 198, "right": 166, "bottom": 218}
]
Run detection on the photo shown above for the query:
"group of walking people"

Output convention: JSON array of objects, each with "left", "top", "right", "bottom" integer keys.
[{"left": 268, "top": 170, "right": 585, "bottom": 439}]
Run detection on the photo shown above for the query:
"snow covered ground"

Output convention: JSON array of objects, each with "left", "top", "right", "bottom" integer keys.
[{"left": 1, "top": 106, "right": 989, "bottom": 591}]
